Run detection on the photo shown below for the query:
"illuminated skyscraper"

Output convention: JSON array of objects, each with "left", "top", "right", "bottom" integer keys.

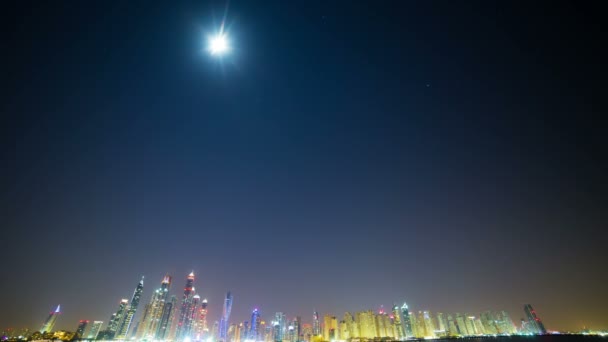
[
  {"left": 400, "top": 303, "right": 413, "bottom": 338},
  {"left": 250, "top": 309, "right": 261, "bottom": 341},
  {"left": 158, "top": 295, "right": 177, "bottom": 340},
  {"left": 408, "top": 312, "right": 419, "bottom": 338},
  {"left": 274, "top": 313, "right": 286, "bottom": 341},
  {"left": 436, "top": 313, "right": 447, "bottom": 337},
  {"left": 301, "top": 324, "right": 313, "bottom": 342},
  {"left": 76, "top": 320, "right": 89, "bottom": 338},
  {"left": 40, "top": 305, "right": 61, "bottom": 333},
  {"left": 116, "top": 276, "right": 144, "bottom": 340},
  {"left": 356, "top": 311, "right": 376, "bottom": 338},
  {"left": 176, "top": 272, "right": 196, "bottom": 341},
  {"left": 312, "top": 312, "right": 320, "bottom": 337},
  {"left": 293, "top": 317, "right": 301, "bottom": 342},
  {"left": 524, "top": 304, "right": 546, "bottom": 334},
  {"left": 195, "top": 298, "right": 209, "bottom": 340},
  {"left": 138, "top": 276, "right": 171, "bottom": 339},
  {"left": 473, "top": 317, "right": 485, "bottom": 335},
  {"left": 464, "top": 315, "right": 476, "bottom": 335},
  {"left": 219, "top": 292, "right": 233, "bottom": 341},
  {"left": 188, "top": 294, "right": 201, "bottom": 336},
  {"left": 343, "top": 312, "right": 357, "bottom": 338},
  {"left": 422, "top": 311, "right": 435, "bottom": 338},
  {"left": 109, "top": 300, "right": 129, "bottom": 336},
  {"left": 88, "top": 321, "right": 104, "bottom": 339},
  {"left": 497, "top": 311, "right": 516, "bottom": 334},
  {"left": 446, "top": 314, "right": 458, "bottom": 337},
  {"left": 480, "top": 312, "right": 497, "bottom": 335},
  {"left": 392, "top": 305, "right": 405, "bottom": 339}
]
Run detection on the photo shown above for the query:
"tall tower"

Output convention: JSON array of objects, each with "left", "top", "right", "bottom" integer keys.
[
  {"left": 392, "top": 305, "right": 405, "bottom": 339},
  {"left": 312, "top": 311, "right": 320, "bottom": 337},
  {"left": 88, "top": 321, "right": 104, "bottom": 339},
  {"left": 116, "top": 276, "right": 145, "bottom": 339},
  {"left": 524, "top": 304, "right": 546, "bottom": 334},
  {"left": 274, "top": 313, "right": 286, "bottom": 341},
  {"left": 249, "top": 308, "right": 261, "bottom": 341},
  {"left": 158, "top": 295, "right": 177, "bottom": 340},
  {"left": 219, "top": 292, "right": 233, "bottom": 341},
  {"left": 40, "top": 305, "right": 61, "bottom": 333},
  {"left": 109, "top": 299, "right": 129, "bottom": 336},
  {"left": 195, "top": 298, "right": 209, "bottom": 340},
  {"left": 76, "top": 320, "right": 89, "bottom": 338},
  {"left": 400, "top": 303, "right": 413, "bottom": 338},
  {"left": 138, "top": 275, "right": 172, "bottom": 339},
  {"left": 176, "top": 272, "right": 196, "bottom": 341}
]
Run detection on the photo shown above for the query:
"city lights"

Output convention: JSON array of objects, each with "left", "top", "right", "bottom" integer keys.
[{"left": 6, "top": 271, "right": 578, "bottom": 342}]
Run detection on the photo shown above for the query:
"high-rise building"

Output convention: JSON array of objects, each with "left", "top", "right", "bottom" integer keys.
[
  {"left": 76, "top": 320, "right": 89, "bottom": 338},
  {"left": 454, "top": 313, "right": 467, "bottom": 336},
  {"left": 109, "top": 300, "right": 129, "bottom": 337},
  {"left": 312, "top": 312, "right": 320, "bottom": 337},
  {"left": 187, "top": 294, "right": 201, "bottom": 337},
  {"left": 408, "top": 312, "right": 419, "bottom": 338},
  {"left": 524, "top": 304, "right": 546, "bottom": 334},
  {"left": 400, "top": 303, "right": 413, "bottom": 338},
  {"left": 249, "top": 309, "right": 261, "bottom": 341},
  {"left": 436, "top": 313, "right": 447, "bottom": 337},
  {"left": 480, "top": 312, "right": 497, "bottom": 335},
  {"left": 274, "top": 313, "right": 286, "bottom": 341},
  {"left": 40, "top": 305, "right": 61, "bottom": 333},
  {"left": 343, "top": 312, "right": 357, "bottom": 338},
  {"left": 422, "top": 311, "right": 435, "bottom": 338},
  {"left": 219, "top": 292, "right": 233, "bottom": 341},
  {"left": 301, "top": 324, "right": 312, "bottom": 342},
  {"left": 176, "top": 272, "right": 196, "bottom": 341},
  {"left": 356, "top": 311, "right": 376, "bottom": 338},
  {"left": 116, "top": 277, "right": 144, "bottom": 340},
  {"left": 392, "top": 305, "right": 405, "bottom": 339},
  {"left": 138, "top": 276, "right": 171, "bottom": 340},
  {"left": 446, "top": 314, "right": 458, "bottom": 337},
  {"left": 88, "top": 321, "right": 104, "bottom": 339},
  {"left": 158, "top": 295, "right": 177, "bottom": 340},
  {"left": 464, "top": 316, "right": 476, "bottom": 336},
  {"left": 497, "top": 311, "right": 516, "bottom": 334},
  {"left": 194, "top": 298, "right": 209, "bottom": 340}
]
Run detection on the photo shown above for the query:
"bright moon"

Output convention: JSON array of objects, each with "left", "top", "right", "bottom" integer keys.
[{"left": 208, "top": 34, "right": 229, "bottom": 55}]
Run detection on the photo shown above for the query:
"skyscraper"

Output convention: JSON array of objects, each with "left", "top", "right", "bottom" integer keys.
[
  {"left": 524, "top": 304, "right": 547, "bottom": 334},
  {"left": 249, "top": 309, "right": 261, "bottom": 341},
  {"left": 176, "top": 272, "right": 196, "bottom": 341},
  {"left": 219, "top": 292, "right": 233, "bottom": 341},
  {"left": 422, "top": 311, "right": 435, "bottom": 338},
  {"left": 400, "top": 303, "right": 413, "bottom": 338},
  {"left": 312, "top": 312, "right": 320, "bottom": 337},
  {"left": 195, "top": 298, "right": 209, "bottom": 340},
  {"left": 274, "top": 313, "right": 286, "bottom": 341},
  {"left": 88, "top": 321, "right": 104, "bottom": 339},
  {"left": 158, "top": 295, "right": 177, "bottom": 340},
  {"left": 116, "top": 277, "right": 144, "bottom": 340},
  {"left": 76, "top": 320, "right": 89, "bottom": 338},
  {"left": 40, "top": 305, "right": 61, "bottom": 333},
  {"left": 109, "top": 300, "right": 129, "bottom": 337},
  {"left": 392, "top": 305, "right": 405, "bottom": 339},
  {"left": 139, "top": 275, "right": 172, "bottom": 340}
]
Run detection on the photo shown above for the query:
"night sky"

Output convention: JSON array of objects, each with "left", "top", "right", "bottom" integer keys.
[{"left": 1, "top": 0, "right": 607, "bottom": 333}]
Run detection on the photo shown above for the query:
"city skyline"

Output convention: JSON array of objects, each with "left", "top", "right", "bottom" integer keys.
[
  {"left": 22, "top": 284, "right": 551, "bottom": 341},
  {"left": 4, "top": 271, "right": 579, "bottom": 335},
  {"left": 2, "top": 0, "right": 607, "bottom": 337}
]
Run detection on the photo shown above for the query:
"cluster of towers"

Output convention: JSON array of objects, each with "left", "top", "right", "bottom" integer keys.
[
  {"left": 34, "top": 272, "right": 549, "bottom": 342},
  {"left": 91, "top": 272, "right": 218, "bottom": 342}
]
